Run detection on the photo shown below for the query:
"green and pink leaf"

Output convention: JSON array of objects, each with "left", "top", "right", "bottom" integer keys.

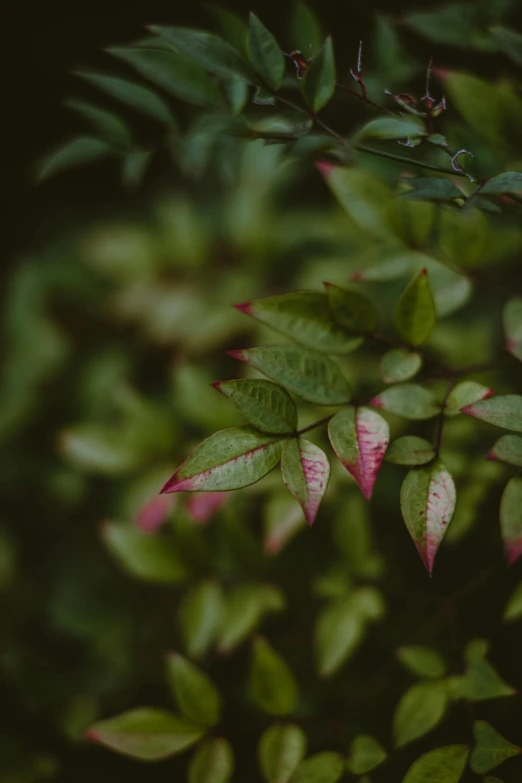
[{"left": 281, "top": 438, "right": 330, "bottom": 525}]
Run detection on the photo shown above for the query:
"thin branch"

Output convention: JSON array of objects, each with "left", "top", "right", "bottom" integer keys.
[{"left": 296, "top": 415, "right": 334, "bottom": 436}]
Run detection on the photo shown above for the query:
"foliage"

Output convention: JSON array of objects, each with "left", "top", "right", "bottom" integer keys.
[{"left": 4, "top": 1, "right": 522, "bottom": 782}]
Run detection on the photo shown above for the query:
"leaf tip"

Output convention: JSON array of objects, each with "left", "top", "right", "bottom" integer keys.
[
  {"left": 370, "top": 394, "right": 383, "bottom": 408},
  {"left": 234, "top": 301, "right": 253, "bottom": 316},
  {"left": 505, "top": 538, "right": 522, "bottom": 565},
  {"left": 351, "top": 270, "right": 363, "bottom": 281},
  {"left": 227, "top": 349, "right": 247, "bottom": 362},
  {"left": 315, "top": 160, "right": 335, "bottom": 177},
  {"left": 211, "top": 381, "right": 225, "bottom": 394},
  {"left": 84, "top": 729, "right": 101, "bottom": 744}
]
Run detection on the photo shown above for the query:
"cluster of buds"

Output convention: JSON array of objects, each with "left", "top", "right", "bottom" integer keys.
[{"left": 286, "top": 50, "right": 312, "bottom": 79}]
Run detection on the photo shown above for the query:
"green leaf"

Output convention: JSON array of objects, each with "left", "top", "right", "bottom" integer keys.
[
  {"left": 86, "top": 708, "right": 204, "bottom": 760},
  {"left": 399, "top": 177, "right": 464, "bottom": 202},
  {"left": 122, "top": 149, "right": 151, "bottom": 189},
  {"left": 259, "top": 724, "right": 307, "bottom": 783},
  {"left": 39, "top": 137, "right": 116, "bottom": 180},
  {"left": 325, "top": 282, "right": 381, "bottom": 334},
  {"left": 443, "top": 72, "right": 503, "bottom": 145},
  {"left": 380, "top": 349, "right": 422, "bottom": 384},
  {"left": 371, "top": 384, "right": 439, "bottom": 420},
  {"left": 353, "top": 115, "right": 425, "bottom": 142},
  {"left": 166, "top": 653, "right": 221, "bottom": 727},
  {"left": 319, "top": 165, "right": 394, "bottom": 240},
  {"left": 328, "top": 406, "right": 389, "bottom": 499},
  {"left": 503, "top": 581, "right": 522, "bottom": 622},
  {"left": 264, "top": 495, "right": 306, "bottom": 555},
  {"left": 470, "top": 721, "right": 520, "bottom": 774},
  {"left": 65, "top": 100, "right": 132, "bottom": 149},
  {"left": 249, "top": 637, "right": 299, "bottom": 715},
  {"left": 401, "top": 745, "right": 469, "bottom": 783},
  {"left": 503, "top": 298, "right": 522, "bottom": 362},
  {"left": 396, "top": 646, "right": 447, "bottom": 679},
  {"left": 400, "top": 460, "right": 456, "bottom": 574},
  {"left": 481, "top": 172, "right": 522, "bottom": 196},
  {"left": 149, "top": 26, "right": 254, "bottom": 81},
  {"left": 302, "top": 37, "right": 335, "bottom": 113},
  {"left": 236, "top": 293, "right": 362, "bottom": 354},
  {"left": 189, "top": 739, "right": 234, "bottom": 783},
  {"left": 223, "top": 75, "right": 249, "bottom": 114},
  {"left": 209, "top": 7, "right": 249, "bottom": 57},
  {"left": 394, "top": 269, "right": 436, "bottom": 346},
  {"left": 385, "top": 436, "right": 435, "bottom": 466},
  {"left": 229, "top": 344, "right": 351, "bottom": 405},
  {"left": 291, "top": 1, "right": 323, "bottom": 55},
  {"left": 490, "top": 26, "right": 522, "bottom": 67},
  {"left": 445, "top": 382, "right": 493, "bottom": 416},
  {"left": 248, "top": 13, "right": 285, "bottom": 90},
  {"left": 161, "top": 427, "right": 285, "bottom": 493},
  {"left": 213, "top": 379, "right": 297, "bottom": 434},
  {"left": 453, "top": 655, "right": 515, "bottom": 701},
  {"left": 347, "top": 735, "right": 387, "bottom": 775},
  {"left": 282, "top": 438, "right": 330, "bottom": 525},
  {"left": 178, "top": 581, "right": 224, "bottom": 658},
  {"left": 75, "top": 71, "right": 176, "bottom": 125},
  {"left": 217, "top": 584, "right": 286, "bottom": 653},
  {"left": 315, "top": 596, "right": 365, "bottom": 677},
  {"left": 500, "top": 476, "right": 522, "bottom": 565},
  {"left": 102, "top": 522, "right": 188, "bottom": 584},
  {"left": 109, "top": 47, "right": 224, "bottom": 108},
  {"left": 461, "top": 395, "right": 522, "bottom": 432},
  {"left": 289, "top": 752, "right": 344, "bottom": 783},
  {"left": 393, "top": 680, "right": 449, "bottom": 747}
]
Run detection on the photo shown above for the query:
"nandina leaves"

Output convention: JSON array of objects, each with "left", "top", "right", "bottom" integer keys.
[
  {"left": 281, "top": 438, "right": 330, "bottom": 525},
  {"left": 328, "top": 406, "right": 389, "bottom": 499}
]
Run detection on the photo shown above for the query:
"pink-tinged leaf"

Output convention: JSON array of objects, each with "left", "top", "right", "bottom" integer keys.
[
  {"left": 315, "top": 160, "right": 335, "bottom": 177},
  {"left": 186, "top": 492, "right": 227, "bottom": 524},
  {"left": 136, "top": 495, "right": 174, "bottom": 533},
  {"left": 281, "top": 438, "right": 330, "bottom": 525},
  {"left": 500, "top": 476, "right": 522, "bottom": 565},
  {"left": 486, "top": 434, "right": 522, "bottom": 467},
  {"left": 264, "top": 496, "right": 306, "bottom": 555},
  {"left": 444, "top": 381, "right": 493, "bottom": 416},
  {"left": 400, "top": 460, "right": 456, "bottom": 575},
  {"left": 328, "top": 406, "right": 389, "bottom": 499},
  {"left": 460, "top": 395, "right": 522, "bottom": 432},
  {"left": 161, "top": 427, "right": 285, "bottom": 493},
  {"left": 503, "top": 298, "right": 522, "bottom": 363}
]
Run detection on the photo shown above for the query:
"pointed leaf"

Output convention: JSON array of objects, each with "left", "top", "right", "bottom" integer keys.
[
  {"left": 490, "top": 25, "right": 522, "bottom": 66},
  {"left": 504, "top": 580, "right": 522, "bottom": 622},
  {"left": 248, "top": 14, "right": 285, "bottom": 90},
  {"left": 149, "top": 26, "right": 254, "bottom": 81},
  {"left": 347, "top": 735, "right": 387, "bottom": 774},
  {"left": 445, "top": 382, "right": 493, "bottom": 416},
  {"left": 178, "top": 581, "right": 224, "bottom": 658},
  {"left": 481, "top": 172, "right": 522, "bottom": 196},
  {"left": 353, "top": 115, "right": 425, "bottom": 142},
  {"left": 470, "top": 721, "right": 520, "bottom": 774},
  {"left": 166, "top": 653, "right": 221, "bottom": 727},
  {"left": 318, "top": 165, "right": 393, "bottom": 239},
  {"left": 86, "top": 708, "right": 204, "bottom": 760},
  {"left": 213, "top": 379, "right": 297, "bottom": 434},
  {"left": 289, "top": 752, "right": 344, "bottom": 783},
  {"left": 109, "top": 47, "right": 224, "bottom": 108},
  {"left": 396, "top": 646, "right": 447, "bottom": 679},
  {"left": 229, "top": 345, "right": 351, "bottom": 405},
  {"left": 259, "top": 724, "right": 307, "bottom": 783},
  {"left": 122, "top": 149, "right": 151, "bottom": 189},
  {"left": 217, "top": 584, "right": 285, "bottom": 653},
  {"left": 75, "top": 71, "right": 176, "bottom": 125},
  {"left": 264, "top": 495, "right": 306, "bottom": 555},
  {"left": 500, "top": 476, "right": 522, "bottom": 564},
  {"left": 39, "top": 137, "right": 116, "bottom": 180},
  {"left": 503, "top": 298, "right": 522, "bottom": 362},
  {"left": 393, "top": 680, "right": 449, "bottom": 748},
  {"left": 66, "top": 100, "right": 132, "bottom": 149},
  {"left": 302, "top": 37, "right": 335, "bottom": 113},
  {"left": 189, "top": 739, "right": 234, "bottom": 783},
  {"left": 394, "top": 269, "right": 436, "bottom": 346},
  {"left": 402, "top": 746, "right": 469, "bottom": 783},
  {"left": 249, "top": 637, "right": 299, "bottom": 716},
  {"left": 325, "top": 282, "right": 380, "bottom": 334},
  {"left": 224, "top": 75, "right": 248, "bottom": 113},
  {"left": 399, "top": 177, "right": 464, "bottom": 202},
  {"left": 371, "top": 384, "right": 439, "bottom": 420},
  {"left": 385, "top": 436, "right": 435, "bottom": 466},
  {"left": 281, "top": 438, "right": 330, "bottom": 525},
  {"left": 291, "top": 1, "right": 323, "bottom": 55},
  {"left": 102, "top": 521, "right": 188, "bottom": 584},
  {"left": 487, "top": 434, "right": 522, "bottom": 466},
  {"left": 161, "top": 427, "right": 285, "bottom": 493},
  {"left": 235, "top": 293, "right": 362, "bottom": 354},
  {"left": 380, "top": 349, "right": 422, "bottom": 384},
  {"left": 454, "top": 655, "right": 515, "bottom": 701},
  {"left": 400, "top": 460, "right": 456, "bottom": 574},
  {"left": 315, "top": 597, "right": 365, "bottom": 677},
  {"left": 461, "top": 395, "right": 522, "bottom": 432},
  {"left": 328, "top": 406, "right": 389, "bottom": 499}
]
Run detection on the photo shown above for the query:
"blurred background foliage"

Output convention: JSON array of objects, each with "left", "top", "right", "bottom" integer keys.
[{"left": 3, "top": 0, "right": 522, "bottom": 781}]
